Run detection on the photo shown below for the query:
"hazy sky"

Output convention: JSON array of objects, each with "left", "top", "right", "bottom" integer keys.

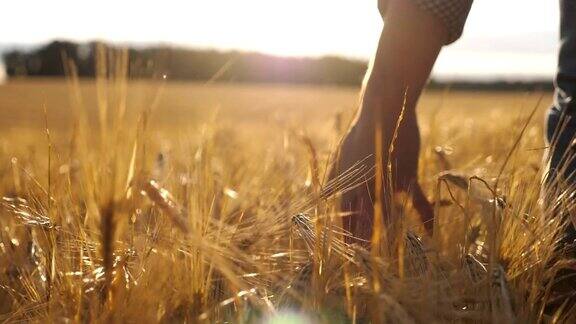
[{"left": 0, "top": 0, "right": 560, "bottom": 80}]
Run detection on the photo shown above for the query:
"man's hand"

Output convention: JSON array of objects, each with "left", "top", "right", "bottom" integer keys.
[
  {"left": 329, "top": 0, "right": 447, "bottom": 244},
  {"left": 331, "top": 99, "right": 433, "bottom": 243}
]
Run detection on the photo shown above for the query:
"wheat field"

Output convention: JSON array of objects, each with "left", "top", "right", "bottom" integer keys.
[{"left": 1, "top": 66, "right": 575, "bottom": 323}]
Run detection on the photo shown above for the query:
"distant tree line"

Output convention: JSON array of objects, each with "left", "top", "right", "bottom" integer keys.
[
  {"left": 2, "top": 40, "right": 554, "bottom": 90},
  {"left": 2, "top": 40, "right": 367, "bottom": 85}
]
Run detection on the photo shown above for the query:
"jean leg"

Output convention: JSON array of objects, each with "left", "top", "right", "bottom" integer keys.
[
  {"left": 555, "top": 0, "right": 576, "bottom": 116},
  {"left": 545, "top": 0, "right": 576, "bottom": 245},
  {"left": 546, "top": 109, "right": 576, "bottom": 181},
  {"left": 547, "top": 0, "right": 576, "bottom": 180}
]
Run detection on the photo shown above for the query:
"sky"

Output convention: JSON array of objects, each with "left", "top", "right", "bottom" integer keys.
[{"left": 0, "top": 0, "right": 560, "bottom": 80}]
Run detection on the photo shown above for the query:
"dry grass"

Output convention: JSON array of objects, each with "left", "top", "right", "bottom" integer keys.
[{"left": 1, "top": 54, "right": 575, "bottom": 322}]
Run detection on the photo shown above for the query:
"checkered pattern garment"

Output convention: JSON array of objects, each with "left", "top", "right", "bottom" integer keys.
[
  {"left": 380, "top": 0, "right": 474, "bottom": 45},
  {"left": 412, "top": 0, "right": 473, "bottom": 44}
]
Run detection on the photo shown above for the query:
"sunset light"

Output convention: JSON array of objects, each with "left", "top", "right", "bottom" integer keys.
[
  {"left": 2, "top": 0, "right": 576, "bottom": 321},
  {"left": 1, "top": 0, "right": 559, "bottom": 79}
]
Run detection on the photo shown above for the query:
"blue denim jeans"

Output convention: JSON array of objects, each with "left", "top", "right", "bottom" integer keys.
[{"left": 545, "top": 0, "right": 576, "bottom": 243}]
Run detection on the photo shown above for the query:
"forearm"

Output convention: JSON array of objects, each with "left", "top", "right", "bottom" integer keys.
[
  {"left": 358, "top": 0, "right": 447, "bottom": 126},
  {"left": 350, "top": 0, "right": 447, "bottom": 192}
]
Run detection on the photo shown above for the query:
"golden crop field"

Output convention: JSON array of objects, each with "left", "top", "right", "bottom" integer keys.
[{"left": 1, "top": 75, "right": 572, "bottom": 322}]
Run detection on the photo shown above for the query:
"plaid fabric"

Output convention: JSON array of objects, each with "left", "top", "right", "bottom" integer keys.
[
  {"left": 379, "top": 0, "right": 473, "bottom": 45},
  {"left": 412, "top": 0, "right": 473, "bottom": 44}
]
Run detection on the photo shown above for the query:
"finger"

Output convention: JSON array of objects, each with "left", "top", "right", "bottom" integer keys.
[
  {"left": 342, "top": 189, "right": 375, "bottom": 246},
  {"left": 411, "top": 183, "right": 434, "bottom": 235},
  {"left": 356, "top": 194, "right": 374, "bottom": 246},
  {"left": 342, "top": 194, "right": 359, "bottom": 244}
]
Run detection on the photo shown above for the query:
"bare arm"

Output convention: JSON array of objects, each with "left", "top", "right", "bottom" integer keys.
[
  {"left": 364, "top": 0, "right": 447, "bottom": 123},
  {"left": 334, "top": 0, "right": 448, "bottom": 238}
]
